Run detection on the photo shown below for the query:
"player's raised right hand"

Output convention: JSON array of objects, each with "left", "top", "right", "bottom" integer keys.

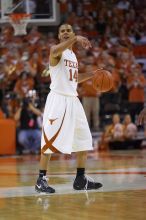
[{"left": 76, "top": 36, "right": 92, "bottom": 49}]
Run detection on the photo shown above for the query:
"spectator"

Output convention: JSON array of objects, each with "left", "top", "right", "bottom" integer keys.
[
  {"left": 14, "top": 71, "right": 35, "bottom": 98},
  {"left": 123, "top": 114, "right": 137, "bottom": 139},
  {"left": 3, "top": 92, "right": 19, "bottom": 118},
  {"left": 99, "top": 114, "right": 124, "bottom": 150},
  {"left": 79, "top": 62, "right": 101, "bottom": 131},
  {"left": 127, "top": 64, "right": 146, "bottom": 122},
  {"left": 14, "top": 93, "right": 42, "bottom": 154}
]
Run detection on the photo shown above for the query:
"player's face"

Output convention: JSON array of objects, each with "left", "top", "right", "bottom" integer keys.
[{"left": 58, "top": 25, "right": 74, "bottom": 42}]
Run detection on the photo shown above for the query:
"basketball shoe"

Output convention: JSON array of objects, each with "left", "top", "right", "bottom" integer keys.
[
  {"left": 73, "top": 175, "right": 102, "bottom": 190},
  {"left": 35, "top": 176, "right": 55, "bottom": 194}
]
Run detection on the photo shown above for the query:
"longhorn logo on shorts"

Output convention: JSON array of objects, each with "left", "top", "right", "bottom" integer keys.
[
  {"left": 42, "top": 108, "right": 66, "bottom": 153},
  {"left": 49, "top": 118, "right": 58, "bottom": 125}
]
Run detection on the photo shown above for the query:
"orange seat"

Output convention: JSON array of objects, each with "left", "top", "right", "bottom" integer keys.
[{"left": 0, "top": 119, "right": 16, "bottom": 155}]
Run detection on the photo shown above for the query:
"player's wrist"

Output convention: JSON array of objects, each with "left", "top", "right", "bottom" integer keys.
[
  {"left": 76, "top": 36, "right": 79, "bottom": 42},
  {"left": 76, "top": 35, "right": 82, "bottom": 42}
]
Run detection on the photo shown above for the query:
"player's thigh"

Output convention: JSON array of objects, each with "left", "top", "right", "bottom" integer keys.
[
  {"left": 43, "top": 92, "right": 66, "bottom": 125},
  {"left": 73, "top": 99, "right": 92, "bottom": 150}
]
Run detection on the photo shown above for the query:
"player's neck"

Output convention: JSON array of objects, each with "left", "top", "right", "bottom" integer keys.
[{"left": 68, "top": 46, "right": 73, "bottom": 51}]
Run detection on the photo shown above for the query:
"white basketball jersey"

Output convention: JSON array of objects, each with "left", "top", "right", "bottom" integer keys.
[{"left": 49, "top": 49, "right": 78, "bottom": 96}]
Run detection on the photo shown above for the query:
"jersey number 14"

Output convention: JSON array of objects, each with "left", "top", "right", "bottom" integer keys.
[{"left": 69, "top": 69, "right": 78, "bottom": 82}]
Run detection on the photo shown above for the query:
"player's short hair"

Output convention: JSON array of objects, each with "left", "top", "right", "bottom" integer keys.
[{"left": 58, "top": 23, "right": 73, "bottom": 33}]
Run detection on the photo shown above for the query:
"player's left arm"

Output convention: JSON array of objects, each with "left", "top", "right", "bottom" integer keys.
[
  {"left": 78, "top": 69, "right": 102, "bottom": 83},
  {"left": 78, "top": 72, "right": 94, "bottom": 83}
]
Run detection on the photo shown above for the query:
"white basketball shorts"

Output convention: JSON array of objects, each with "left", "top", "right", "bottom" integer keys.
[{"left": 41, "top": 91, "right": 93, "bottom": 154}]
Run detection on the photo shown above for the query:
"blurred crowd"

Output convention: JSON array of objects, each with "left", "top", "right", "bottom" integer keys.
[{"left": 0, "top": 0, "right": 146, "bottom": 153}]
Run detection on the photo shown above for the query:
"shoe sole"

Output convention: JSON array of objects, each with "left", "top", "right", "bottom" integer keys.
[
  {"left": 35, "top": 188, "right": 55, "bottom": 194},
  {"left": 73, "top": 184, "right": 103, "bottom": 190},
  {"left": 73, "top": 188, "right": 102, "bottom": 190}
]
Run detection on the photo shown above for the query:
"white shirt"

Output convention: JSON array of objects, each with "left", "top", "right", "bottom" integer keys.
[{"left": 50, "top": 49, "right": 78, "bottom": 96}]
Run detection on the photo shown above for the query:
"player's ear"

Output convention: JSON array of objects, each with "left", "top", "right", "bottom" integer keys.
[{"left": 58, "top": 33, "right": 61, "bottom": 40}]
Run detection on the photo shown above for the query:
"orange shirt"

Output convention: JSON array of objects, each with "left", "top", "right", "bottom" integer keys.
[
  {"left": 127, "top": 74, "right": 146, "bottom": 102},
  {"left": 111, "top": 69, "right": 121, "bottom": 91}
]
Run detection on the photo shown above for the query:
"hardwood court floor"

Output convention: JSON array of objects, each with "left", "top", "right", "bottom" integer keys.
[{"left": 0, "top": 149, "right": 146, "bottom": 220}]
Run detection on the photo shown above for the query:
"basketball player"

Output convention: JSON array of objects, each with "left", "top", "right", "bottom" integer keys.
[{"left": 35, "top": 24, "right": 103, "bottom": 193}]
